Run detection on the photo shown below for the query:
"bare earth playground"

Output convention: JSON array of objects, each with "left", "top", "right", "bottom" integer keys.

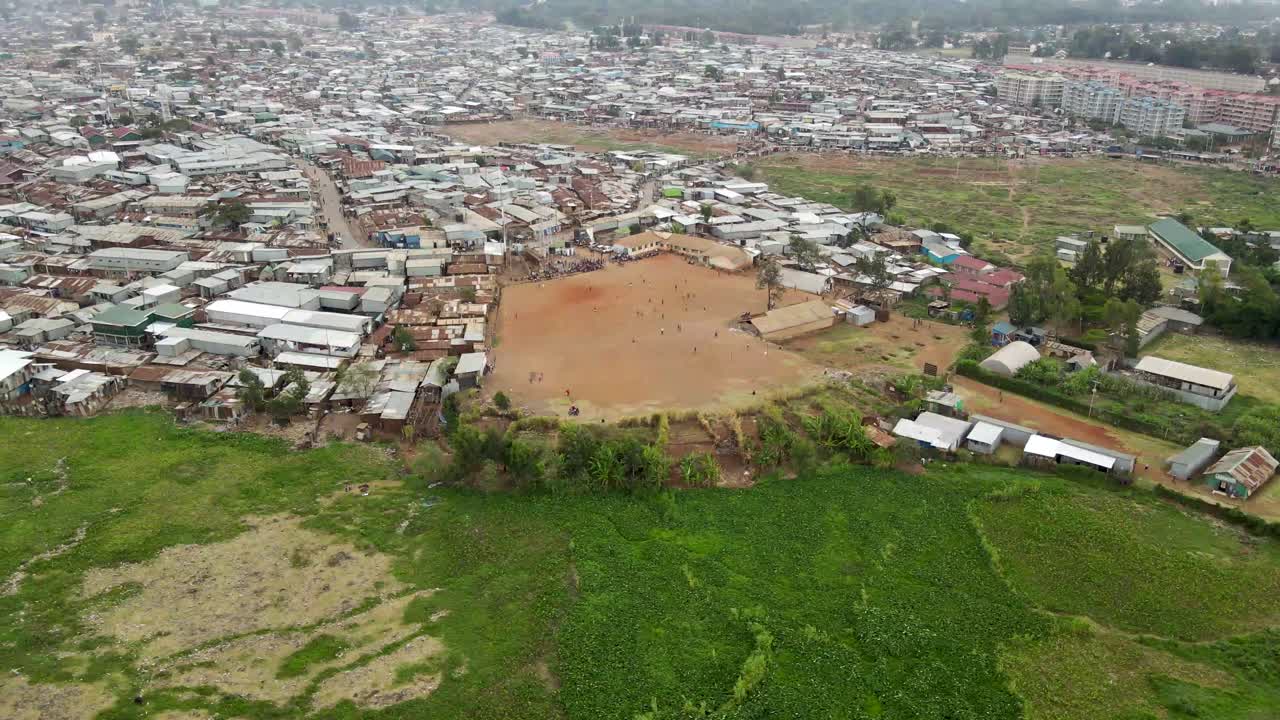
[{"left": 488, "top": 253, "right": 818, "bottom": 419}]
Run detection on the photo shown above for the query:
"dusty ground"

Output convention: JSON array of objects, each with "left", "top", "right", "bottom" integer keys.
[
  {"left": 311, "top": 634, "right": 446, "bottom": 709},
  {"left": 82, "top": 515, "right": 405, "bottom": 658},
  {"left": 158, "top": 590, "right": 435, "bottom": 703},
  {"left": 489, "top": 254, "right": 821, "bottom": 419},
  {"left": 786, "top": 314, "right": 969, "bottom": 377},
  {"left": 444, "top": 119, "right": 741, "bottom": 156},
  {"left": 0, "top": 676, "right": 114, "bottom": 720}
]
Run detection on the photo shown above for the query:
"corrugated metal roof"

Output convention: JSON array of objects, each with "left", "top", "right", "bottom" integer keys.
[
  {"left": 750, "top": 300, "right": 833, "bottom": 336},
  {"left": 1206, "top": 446, "right": 1277, "bottom": 491},
  {"left": 1134, "top": 356, "right": 1233, "bottom": 391}
]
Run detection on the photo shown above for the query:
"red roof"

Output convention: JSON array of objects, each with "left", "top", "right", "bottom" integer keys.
[
  {"left": 950, "top": 255, "right": 994, "bottom": 272},
  {"left": 112, "top": 127, "right": 139, "bottom": 139},
  {"left": 985, "top": 268, "right": 1025, "bottom": 287}
]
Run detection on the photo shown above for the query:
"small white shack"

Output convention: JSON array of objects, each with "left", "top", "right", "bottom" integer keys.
[{"left": 965, "top": 421, "right": 1005, "bottom": 455}]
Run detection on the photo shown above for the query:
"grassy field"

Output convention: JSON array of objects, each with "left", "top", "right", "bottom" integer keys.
[
  {"left": 1143, "top": 333, "right": 1280, "bottom": 405},
  {"left": 3, "top": 412, "right": 1280, "bottom": 719},
  {"left": 750, "top": 155, "right": 1280, "bottom": 262}
]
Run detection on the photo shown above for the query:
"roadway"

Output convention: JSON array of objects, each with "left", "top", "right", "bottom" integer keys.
[{"left": 300, "top": 159, "right": 364, "bottom": 250}]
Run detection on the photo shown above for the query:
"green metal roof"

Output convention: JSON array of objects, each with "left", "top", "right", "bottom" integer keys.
[
  {"left": 1148, "top": 218, "right": 1224, "bottom": 264},
  {"left": 91, "top": 304, "right": 152, "bottom": 329},
  {"left": 151, "top": 303, "right": 194, "bottom": 319}
]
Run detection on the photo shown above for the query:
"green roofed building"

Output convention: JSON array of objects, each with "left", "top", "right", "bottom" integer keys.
[
  {"left": 1147, "top": 218, "right": 1232, "bottom": 277},
  {"left": 150, "top": 303, "right": 197, "bottom": 327},
  {"left": 91, "top": 305, "right": 154, "bottom": 348}
]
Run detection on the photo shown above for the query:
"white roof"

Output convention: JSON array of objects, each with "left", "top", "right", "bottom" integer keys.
[
  {"left": 206, "top": 298, "right": 292, "bottom": 322},
  {"left": 257, "top": 323, "right": 360, "bottom": 349},
  {"left": 892, "top": 418, "right": 945, "bottom": 449},
  {"left": 0, "top": 349, "right": 34, "bottom": 381},
  {"left": 273, "top": 351, "right": 344, "bottom": 369},
  {"left": 455, "top": 352, "right": 486, "bottom": 375},
  {"left": 1134, "top": 356, "right": 1233, "bottom": 391},
  {"left": 1024, "top": 435, "right": 1117, "bottom": 470},
  {"left": 967, "top": 421, "right": 1004, "bottom": 445}
]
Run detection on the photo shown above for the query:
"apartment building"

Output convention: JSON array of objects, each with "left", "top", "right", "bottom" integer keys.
[
  {"left": 1215, "top": 93, "right": 1280, "bottom": 134},
  {"left": 1061, "top": 81, "right": 1125, "bottom": 123},
  {"left": 996, "top": 71, "right": 1064, "bottom": 108},
  {"left": 1118, "top": 97, "right": 1186, "bottom": 139}
]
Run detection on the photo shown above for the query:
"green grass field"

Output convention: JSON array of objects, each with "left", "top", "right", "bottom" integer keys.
[
  {"left": 751, "top": 156, "right": 1280, "bottom": 262},
  {"left": 1143, "top": 333, "right": 1280, "bottom": 405},
  {"left": 3, "top": 412, "right": 1280, "bottom": 719}
]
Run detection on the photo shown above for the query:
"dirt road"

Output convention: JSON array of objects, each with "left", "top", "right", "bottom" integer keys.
[{"left": 301, "top": 160, "right": 363, "bottom": 249}]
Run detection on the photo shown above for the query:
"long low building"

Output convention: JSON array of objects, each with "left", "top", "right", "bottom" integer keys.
[
  {"left": 1132, "top": 355, "right": 1237, "bottom": 412},
  {"left": 749, "top": 300, "right": 836, "bottom": 342},
  {"left": 156, "top": 326, "right": 261, "bottom": 357},
  {"left": 257, "top": 323, "right": 361, "bottom": 358}
]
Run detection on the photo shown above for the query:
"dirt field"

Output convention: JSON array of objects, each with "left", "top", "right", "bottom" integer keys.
[
  {"left": 489, "top": 254, "right": 821, "bottom": 419},
  {"left": 444, "top": 119, "right": 741, "bottom": 157},
  {"left": 786, "top": 314, "right": 970, "bottom": 378},
  {"left": 81, "top": 514, "right": 406, "bottom": 658}
]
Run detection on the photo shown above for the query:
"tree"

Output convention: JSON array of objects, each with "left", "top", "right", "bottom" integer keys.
[
  {"left": 209, "top": 32, "right": 218, "bottom": 47},
  {"left": 338, "top": 11, "right": 359, "bottom": 31},
  {"left": 286, "top": 34, "right": 303, "bottom": 52},
  {"left": 1069, "top": 239, "right": 1105, "bottom": 292},
  {"left": 392, "top": 325, "right": 416, "bottom": 352},
  {"left": 787, "top": 235, "right": 821, "bottom": 272},
  {"left": 852, "top": 254, "right": 891, "bottom": 293},
  {"left": 234, "top": 369, "right": 265, "bottom": 412},
  {"left": 700, "top": 203, "right": 713, "bottom": 224},
  {"left": 493, "top": 391, "right": 511, "bottom": 411},
  {"left": 93, "top": 7, "right": 107, "bottom": 28},
  {"left": 703, "top": 64, "right": 723, "bottom": 82},
  {"left": 756, "top": 255, "right": 784, "bottom": 311},
  {"left": 270, "top": 41, "right": 285, "bottom": 57},
  {"left": 1007, "top": 283, "right": 1037, "bottom": 327},
  {"left": 202, "top": 199, "right": 252, "bottom": 229},
  {"left": 974, "top": 296, "right": 993, "bottom": 327},
  {"left": 119, "top": 36, "right": 141, "bottom": 55},
  {"left": 342, "top": 363, "right": 379, "bottom": 400}
]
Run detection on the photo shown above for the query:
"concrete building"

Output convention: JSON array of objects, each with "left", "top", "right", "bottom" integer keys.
[
  {"left": 1061, "top": 81, "right": 1125, "bottom": 123},
  {"left": 1132, "top": 356, "right": 1237, "bottom": 412},
  {"left": 1147, "top": 218, "right": 1232, "bottom": 276},
  {"left": 995, "top": 71, "right": 1064, "bottom": 108},
  {"left": 1118, "top": 97, "right": 1186, "bottom": 139},
  {"left": 86, "top": 247, "right": 189, "bottom": 276}
]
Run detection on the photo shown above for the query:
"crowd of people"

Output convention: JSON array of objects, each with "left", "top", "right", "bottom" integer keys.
[{"left": 525, "top": 257, "right": 607, "bottom": 282}]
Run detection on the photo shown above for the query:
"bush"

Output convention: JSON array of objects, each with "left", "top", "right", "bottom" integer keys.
[
  {"left": 493, "top": 391, "right": 511, "bottom": 411},
  {"left": 680, "top": 452, "right": 721, "bottom": 487}
]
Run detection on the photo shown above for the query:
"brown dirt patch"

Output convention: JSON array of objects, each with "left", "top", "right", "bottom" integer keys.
[
  {"left": 157, "top": 590, "right": 434, "bottom": 703},
  {"left": 82, "top": 515, "right": 404, "bottom": 658},
  {"left": 488, "top": 254, "right": 821, "bottom": 420},
  {"left": 0, "top": 676, "right": 114, "bottom": 720},
  {"left": 311, "top": 634, "right": 446, "bottom": 709},
  {"left": 444, "top": 119, "right": 739, "bottom": 156},
  {"left": 786, "top": 314, "right": 969, "bottom": 377}
]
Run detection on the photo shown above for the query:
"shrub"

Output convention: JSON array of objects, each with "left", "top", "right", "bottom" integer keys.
[
  {"left": 680, "top": 452, "right": 721, "bottom": 487},
  {"left": 493, "top": 391, "right": 511, "bottom": 411}
]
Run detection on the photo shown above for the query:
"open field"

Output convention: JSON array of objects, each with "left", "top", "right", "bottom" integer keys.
[
  {"left": 488, "top": 254, "right": 820, "bottom": 419},
  {"left": 442, "top": 119, "right": 740, "bottom": 157},
  {"left": 1143, "top": 333, "right": 1280, "bottom": 406},
  {"left": 3, "top": 413, "right": 1280, "bottom": 718},
  {"left": 786, "top": 313, "right": 971, "bottom": 376},
  {"left": 751, "top": 154, "right": 1280, "bottom": 261}
]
